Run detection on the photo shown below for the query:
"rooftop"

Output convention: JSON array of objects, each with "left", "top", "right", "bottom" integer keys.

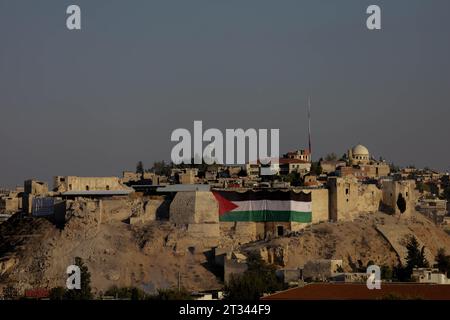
[
  {"left": 156, "top": 184, "right": 211, "bottom": 192},
  {"left": 262, "top": 283, "right": 450, "bottom": 300},
  {"left": 61, "top": 190, "right": 132, "bottom": 196}
]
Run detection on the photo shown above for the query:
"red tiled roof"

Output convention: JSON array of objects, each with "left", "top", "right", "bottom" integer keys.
[{"left": 262, "top": 283, "right": 450, "bottom": 300}]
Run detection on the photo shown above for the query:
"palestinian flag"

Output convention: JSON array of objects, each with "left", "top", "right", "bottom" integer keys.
[{"left": 212, "top": 190, "right": 312, "bottom": 223}]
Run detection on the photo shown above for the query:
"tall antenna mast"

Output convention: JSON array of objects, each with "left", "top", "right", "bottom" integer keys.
[{"left": 308, "top": 96, "right": 312, "bottom": 161}]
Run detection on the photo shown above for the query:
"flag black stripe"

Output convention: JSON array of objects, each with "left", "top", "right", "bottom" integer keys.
[{"left": 214, "top": 190, "right": 311, "bottom": 202}]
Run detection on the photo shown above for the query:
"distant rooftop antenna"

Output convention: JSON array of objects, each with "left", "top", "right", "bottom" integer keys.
[{"left": 308, "top": 96, "right": 312, "bottom": 159}]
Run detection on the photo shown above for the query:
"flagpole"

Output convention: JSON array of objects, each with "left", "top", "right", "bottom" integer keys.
[{"left": 308, "top": 96, "right": 312, "bottom": 161}]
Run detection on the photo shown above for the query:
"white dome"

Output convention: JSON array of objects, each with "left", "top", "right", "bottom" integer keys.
[{"left": 352, "top": 144, "right": 369, "bottom": 156}]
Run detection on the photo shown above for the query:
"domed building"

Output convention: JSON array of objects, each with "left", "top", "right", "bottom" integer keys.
[{"left": 348, "top": 144, "right": 370, "bottom": 165}]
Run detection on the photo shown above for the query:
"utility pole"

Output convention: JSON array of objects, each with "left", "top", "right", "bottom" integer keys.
[{"left": 308, "top": 96, "right": 312, "bottom": 160}]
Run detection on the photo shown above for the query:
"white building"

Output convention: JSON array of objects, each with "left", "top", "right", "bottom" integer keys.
[{"left": 412, "top": 268, "right": 450, "bottom": 284}]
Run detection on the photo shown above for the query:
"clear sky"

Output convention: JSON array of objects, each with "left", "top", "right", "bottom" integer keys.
[{"left": 1, "top": 0, "right": 449, "bottom": 188}]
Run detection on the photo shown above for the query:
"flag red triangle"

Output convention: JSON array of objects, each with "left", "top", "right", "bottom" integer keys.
[{"left": 212, "top": 192, "right": 238, "bottom": 216}]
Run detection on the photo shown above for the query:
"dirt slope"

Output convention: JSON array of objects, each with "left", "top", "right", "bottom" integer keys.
[
  {"left": 1, "top": 210, "right": 450, "bottom": 295},
  {"left": 241, "top": 212, "right": 450, "bottom": 271}
]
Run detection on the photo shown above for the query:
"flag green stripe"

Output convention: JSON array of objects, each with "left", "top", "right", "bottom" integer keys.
[{"left": 219, "top": 210, "right": 312, "bottom": 223}]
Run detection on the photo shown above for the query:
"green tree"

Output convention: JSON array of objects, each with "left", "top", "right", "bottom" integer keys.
[
  {"left": 444, "top": 186, "right": 450, "bottom": 202},
  {"left": 49, "top": 287, "right": 66, "bottom": 300},
  {"left": 223, "top": 254, "right": 283, "bottom": 300},
  {"left": 325, "top": 153, "right": 337, "bottom": 161},
  {"left": 405, "top": 236, "right": 429, "bottom": 277},
  {"left": 381, "top": 265, "right": 393, "bottom": 280},
  {"left": 393, "top": 236, "right": 429, "bottom": 281},
  {"left": 136, "top": 161, "right": 144, "bottom": 175},
  {"left": 284, "top": 172, "right": 302, "bottom": 186},
  {"left": 435, "top": 248, "right": 450, "bottom": 277},
  {"left": 340, "top": 153, "right": 348, "bottom": 161},
  {"left": 151, "top": 160, "right": 172, "bottom": 176},
  {"left": 149, "top": 288, "right": 193, "bottom": 300},
  {"left": 104, "top": 286, "right": 147, "bottom": 300},
  {"left": 416, "top": 182, "right": 430, "bottom": 193},
  {"left": 389, "top": 163, "right": 400, "bottom": 173},
  {"left": 393, "top": 262, "right": 410, "bottom": 282},
  {"left": 310, "top": 162, "right": 322, "bottom": 176}
]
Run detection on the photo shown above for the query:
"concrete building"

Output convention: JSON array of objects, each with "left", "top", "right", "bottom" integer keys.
[
  {"left": 227, "top": 165, "right": 244, "bottom": 178},
  {"left": 302, "top": 259, "right": 343, "bottom": 281},
  {"left": 320, "top": 160, "right": 346, "bottom": 174},
  {"left": 0, "top": 190, "right": 23, "bottom": 213},
  {"left": 24, "top": 179, "right": 48, "bottom": 195},
  {"left": 417, "top": 198, "right": 448, "bottom": 224},
  {"left": 121, "top": 171, "right": 142, "bottom": 183},
  {"left": 245, "top": 163, "right": 260, "bottom": 177},
  {"left": 412, "top": 268, "right": 450, "bottom": 284},
  {"left": 338, "top": 163, "right": 390, "bottom": 180},
  {"left": 279, "top": 158, "right": 311, "bottom": 175},
  {"left": 179, "top": 169, "right": 198, "bottom": 184},
  {"left": 284, "top": 149, "right": 311, "bottom": 162},
  {"left": 22, "top": 179, "right": 49, "bottom": 214},
  {"left": 330, "top": 273, "right": 369, "bottom": 283},
  {"left": 54, "top": 176, "right": 131, "bottom": 193}
]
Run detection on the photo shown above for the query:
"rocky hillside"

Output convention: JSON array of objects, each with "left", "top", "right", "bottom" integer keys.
[
  {"left": 241, "top": 212, "right": 450, "bottom": 271},
  {"left": 1, "top": 206, "right": 450, "bottom": 296}
]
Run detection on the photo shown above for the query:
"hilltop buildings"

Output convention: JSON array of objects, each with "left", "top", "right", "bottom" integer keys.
[{"left": 1, "top": 143, "right": 447, "bottom": 255}]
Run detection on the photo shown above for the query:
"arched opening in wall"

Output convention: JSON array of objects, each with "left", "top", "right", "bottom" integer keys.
[
  {"left": 277, "top": 226, "right": 284, "bottom": 236},
  {"left": 106, "top": 185, "right": 110, "bottom": 190},
  {"left": 86, "top": 186, "right": 89, "bottom": 191},
  {"left": 396, "top": 193, "right": 407, "bottom": 214}
]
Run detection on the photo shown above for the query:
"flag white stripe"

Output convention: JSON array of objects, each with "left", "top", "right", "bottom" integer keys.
[{"left": 231, "top": 200, "right": 311, "bottom": 212}]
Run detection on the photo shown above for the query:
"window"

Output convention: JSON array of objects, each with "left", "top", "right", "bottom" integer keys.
[
  {"left": 345, "top": 188, "right": 349, "bottom": 195},
  {"left": 86, "top": 186, "right": 89, "bottom": 191},
  {"left": 106, "top": 185, "right": 110, "bottom": 190},
  {"left": 277, "top": 226, "right": 284, "bottom": 236}
]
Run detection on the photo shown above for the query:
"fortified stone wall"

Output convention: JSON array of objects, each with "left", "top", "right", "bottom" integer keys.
[
  {"left": 310, "top": 189, "right": 329, "bottom": 223},
  {"left": 169, "top": 191, "right": 219, "bottom": 224},
  {"left": 328, "top": 176, "right": 382, "bottom": 221},
  {"left": 381, "top": 180, "right": 416, "bottom": 215},
  {"left": 169, "top": 191, "right": 220, "bottom": 245},
  {"left": 54, "top": 176, "right": 131, "bottom": 193}
]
